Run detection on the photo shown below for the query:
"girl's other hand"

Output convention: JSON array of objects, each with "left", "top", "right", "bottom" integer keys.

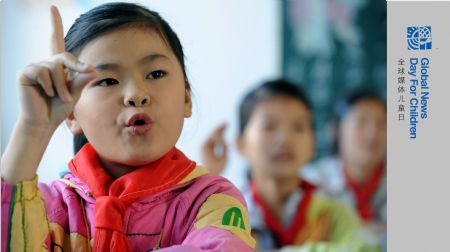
[
  {"left": 201, "top": 122, "right": 228, "bottom": 175},
  {"left": 16, "top": 6, "right": 97, "bottom": 129}
]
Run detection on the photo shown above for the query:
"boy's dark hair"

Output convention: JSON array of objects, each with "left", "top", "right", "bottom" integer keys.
[
  {"left": 331, "top": 88, "right": 386, "bottom": 154},
  {"left": 238, "top": 78, "right": 312, "bottom": 135},
  {"left": 67, "top": 2, "right": 189, "bottom": 154}
]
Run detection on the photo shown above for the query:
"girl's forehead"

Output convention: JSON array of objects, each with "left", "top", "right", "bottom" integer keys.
[
  {"left": 353, "top": 98, "right": 385, "bottom": 109},
  {"left": 351, "top": 99, "right": 386, "bottom": 115},
  {"left": 78, "top": 26, "right": 173, "bottom": 61}
]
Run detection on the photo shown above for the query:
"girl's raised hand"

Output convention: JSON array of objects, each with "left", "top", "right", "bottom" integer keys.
[{"left": 16, "top": 5, "right": 97, "bottom": 129}]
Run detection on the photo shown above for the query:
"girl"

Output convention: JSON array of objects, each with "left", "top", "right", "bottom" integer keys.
[
  {"left": 302, "top": 89, "right": 387, "bottom": 251},
  {"left": 1, "top": 3, "right": 255, "bottom": 251},
  {"left": 202, "top": 79, "right": 378, "bottom": 251}
]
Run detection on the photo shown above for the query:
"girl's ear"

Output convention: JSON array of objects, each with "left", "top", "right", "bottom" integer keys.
[
  {"left": 65, "top": 112, "right": 83, "bottom": 135},
  {"left": 184, "top": 88, "right": 192, "bottom": 118}
]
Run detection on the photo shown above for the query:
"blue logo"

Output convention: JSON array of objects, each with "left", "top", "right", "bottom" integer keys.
[{"left": 407, "top": 26, "right": 432, "bottom": 50}]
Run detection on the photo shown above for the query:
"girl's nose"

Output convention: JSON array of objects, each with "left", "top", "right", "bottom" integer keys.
[
  {"left": 364, "top": 121, "right": 378, "bottom": 139},
  {"left": 123, "top": 83, "right": 150, "bottom": 107},
  {"left": 275, "top": 128, "right": 291, "bottom": 144},
  {"left": 126, "top": 96, "right": 149, "bottom": 107}
]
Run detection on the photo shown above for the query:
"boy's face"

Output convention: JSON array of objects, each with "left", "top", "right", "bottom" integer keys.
[
  {"left": 68, "top": 27, "right": 191, "bottom": 168},
  {"left": 340, "top": 99, "right": 387, "bottom": 170},
  {"left": 238, "top": 96, "right": 315, "bottom": 180}
]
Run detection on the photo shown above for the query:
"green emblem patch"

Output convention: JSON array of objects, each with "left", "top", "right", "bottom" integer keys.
[{"left": 222, "top": 207, "right": 246, "bottom": 230}]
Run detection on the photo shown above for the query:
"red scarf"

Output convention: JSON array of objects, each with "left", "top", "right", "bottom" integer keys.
[
  {"left": 68, "top": 144, "right": 196, "bottom": 252},
  {"left": 344, "top": 162, "right": 385, "bottom": 222},
  {"left": 250, "top": 180, "right": 316, "bottom": 246}
]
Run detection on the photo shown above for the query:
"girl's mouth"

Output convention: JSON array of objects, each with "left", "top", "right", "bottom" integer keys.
[
  {"left": 126, "top": 113, "right": 153, "bottom": 136},
  {"left": 272, "top": 152, "right": 295, "bottom": 162}
]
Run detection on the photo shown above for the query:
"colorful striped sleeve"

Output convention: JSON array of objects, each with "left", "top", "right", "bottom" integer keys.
[
  {"left": 157, "top": 193, "right": 256, "bottom": 252},
  {"left": 193, "top": 193, "right": 256, "bottom": 249},
  {"left": 1, "top": 177, "right": 51, "bottom": 252}
]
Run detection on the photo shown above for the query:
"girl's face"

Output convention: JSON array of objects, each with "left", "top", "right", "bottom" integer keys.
[
  {"left": 68, "top": 27, "right": 191, "bottom": 168},
  {"left": 238, "top": 96, "right": 315, "bottom": 180},
  {"left": 339, "top": 99, "right": 387, "bottom": 169}
]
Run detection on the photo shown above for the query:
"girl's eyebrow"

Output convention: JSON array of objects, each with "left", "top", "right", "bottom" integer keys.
[
  {"left": 94, "top": 54, "right": 170, "bottom": 71},
  {"left": 139, "top": 53, "right": 170, "bottom": 64},
  {"left": 94, "top": 63, "right": 120, "bottom": 71}
]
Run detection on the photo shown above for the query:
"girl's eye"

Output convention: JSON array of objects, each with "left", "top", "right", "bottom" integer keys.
[
  {"left": 294, "top": 123, "right": 310, "bottom": 133},
  {"left": 262, "top": 123, "right": 276, "bottom": 132},
  {"left": 146, "top": 70, "right": 166, "bottom": 80},
  {"left": 97, "top": 78, "right": 119, "bottom": 87}
]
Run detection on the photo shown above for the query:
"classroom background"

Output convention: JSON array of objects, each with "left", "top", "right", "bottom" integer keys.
[{"left": 0, "top": 0, "right": 386, "bottom": 189}]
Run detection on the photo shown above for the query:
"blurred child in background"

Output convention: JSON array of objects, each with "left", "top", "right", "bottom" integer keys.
[
  {"left": 302, "top": 89, "right": 387, "bottom": 251},
  {"left": 202, "top": 79, "right": 379, "bottom": 251}
]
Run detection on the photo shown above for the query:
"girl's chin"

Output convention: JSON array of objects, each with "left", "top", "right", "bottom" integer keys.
[{"left": 267, "top": 169, "right": 299, "bottom": 181}]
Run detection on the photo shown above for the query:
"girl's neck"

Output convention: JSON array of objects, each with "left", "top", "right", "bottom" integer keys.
[
  {"left": 344, "top": 159, "right": 382, "bottom": 184},
  {"left": 252, "top": 172, "right": 299, "bottom": 219},
  {"left": 98, "top": 157, "right": 138, "bottom": 180}
]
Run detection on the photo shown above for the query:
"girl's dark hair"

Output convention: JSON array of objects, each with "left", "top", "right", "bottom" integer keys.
[
  {"left": 331, "top": 88, "right": 386, "bottom": 154},
  {"left": 238, "top": 78, "right": 312, "bottom": 135},
  {"left": 74, "top": 132, "right": 89, "bottom": 155},
  {"left": 68, "top": 2, "right": 189, "bottom": 154}
]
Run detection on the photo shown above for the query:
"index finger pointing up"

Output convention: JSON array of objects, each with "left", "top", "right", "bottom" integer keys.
[{"left": 50, "top": 5, "right": 65, "bottom": 55}]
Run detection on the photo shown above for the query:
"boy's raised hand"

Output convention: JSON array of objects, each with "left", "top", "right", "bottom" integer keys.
[
  {"left": 16, "top": 5, "right": 96, "bottom": 129},
  {"left": 201, "top": 123, "right": 229, "bottom": 175}
]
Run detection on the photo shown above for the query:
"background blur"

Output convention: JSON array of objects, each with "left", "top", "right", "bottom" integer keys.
[
  {"left": 0, "top": 0, "right": 385, "bottom": 189},
  {"left": 283, "top": 0, "right": 386, "bottom": 156}
]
